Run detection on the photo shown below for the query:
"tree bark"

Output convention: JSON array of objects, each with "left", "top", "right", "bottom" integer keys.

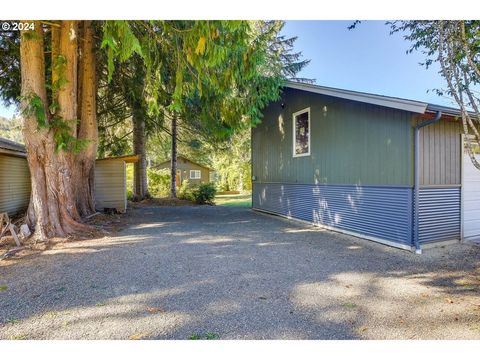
[
  {"left": 170, "top": 112, "right": 177, "bottom": 198},
  {"left": 132, "top": 107, "right": 149, "bottom": 200},
  {"left": 21, "top": 21, "right": 91, "bottom": 240},
  {"left": 75, "top": 20, "right": 98, "bottom": 216}
]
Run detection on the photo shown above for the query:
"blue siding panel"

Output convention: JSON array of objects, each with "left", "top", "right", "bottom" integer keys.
[
  {"left": 253, "top": 183, "right": 413, "bottom": 246},
  {"left": 417, "top": 187, "right": 461, "bottom": 244}
]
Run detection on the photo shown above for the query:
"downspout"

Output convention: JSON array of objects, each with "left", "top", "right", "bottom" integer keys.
[{"left": 413, "top": 111, "right": 442, "bottom": 254}]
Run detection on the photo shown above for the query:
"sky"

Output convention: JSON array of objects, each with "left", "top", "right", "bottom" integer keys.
[
  {"left": 0, "top": 20, "right": 456, "bottom": 119},
  {"left": 281, "top": 20, "right": 454, "bottom": 106}
]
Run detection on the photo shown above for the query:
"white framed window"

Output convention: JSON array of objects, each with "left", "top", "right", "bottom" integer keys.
[
  {"left": 292, "top": 107, "right": 310, "bottom": 157},
  {"left": 190, "top": 170, "right": 201, "bottom": 179}
]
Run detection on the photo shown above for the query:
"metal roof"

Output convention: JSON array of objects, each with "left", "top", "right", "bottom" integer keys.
[
  {"left": 285, "top": 81, "right": 429, "bottom": 114},
  {"left": 425, "top": 103, "right": 471, "bottom": 117},
  {"left": 0, "top": 137, "right": 26, "bottom": 156}
]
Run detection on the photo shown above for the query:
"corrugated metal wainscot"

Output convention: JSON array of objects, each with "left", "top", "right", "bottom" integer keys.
[
  {"left": 417, "top": 186, "right": 461, "bottom": 244},
  {"left": 253, "top": 183, "right": 413, "bottom": 248}
]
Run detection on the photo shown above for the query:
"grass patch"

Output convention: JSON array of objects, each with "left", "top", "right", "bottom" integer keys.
[
  {"left": 0, "top": 285, "right": 8, "bottom": 292},
  {"left": 215, "top": 193, "right": 251, "bottom": 207},
  {"left": 189, "top": 332, "right": 220, "bottom": 340}
]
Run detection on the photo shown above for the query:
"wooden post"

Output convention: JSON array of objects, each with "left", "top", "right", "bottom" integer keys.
[{"left": 0, "top": 212, "right": 21, "bottom": 247}]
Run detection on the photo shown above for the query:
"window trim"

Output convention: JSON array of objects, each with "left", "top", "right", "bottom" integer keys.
[
  {"left": 292, "top": 107, "right": 311, "bottom": 158},
  {"left": 190, "top": 169, "right": 201, "bottom": 179}
]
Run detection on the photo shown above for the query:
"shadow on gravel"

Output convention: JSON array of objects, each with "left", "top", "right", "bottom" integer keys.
[{"left": 0, "top": 206, "right": 479, "bottom": 339}]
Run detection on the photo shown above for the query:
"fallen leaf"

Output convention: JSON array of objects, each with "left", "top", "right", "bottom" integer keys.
[
  {"left": 0, "top": 285, "right": 8, "bottom": 292},
  {"left": 146, "top": 307, "right": 164, "bottom": 314},
  {"left": 358, "top": 326, "right": 368, "bottom": 332},
  {"left": 446, "top": 298, "right": 454, "bottom": 304},
  {"left": 10, "top": 334, "right": 28, "bottom": 340},
  {"left": 129, "top": 333, "right": 149, "bottom": 340}
]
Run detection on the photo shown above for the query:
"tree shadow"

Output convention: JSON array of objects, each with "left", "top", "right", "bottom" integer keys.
[{"left": 0, "top": 205, "right": 479, "bottom": 339}]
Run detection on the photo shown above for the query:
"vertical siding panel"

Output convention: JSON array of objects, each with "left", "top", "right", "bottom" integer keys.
[
  {"left": 429, "top": 125, "right": 435, "bottom": 184},
  {"left": 252, "top": 88, "right": 414, "bottom": 186},
  {"left": 418, "top": 119, "right": 461, "bottom": 186},
  {"left": 445, "top": 121, "right": 451, "bottom": 184},
  {"left": 94, "top": 160, "right": 127, "bottom": 212}
]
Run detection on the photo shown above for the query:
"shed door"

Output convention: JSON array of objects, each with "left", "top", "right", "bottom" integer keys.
[{"left": 463, "top": 149, "right": 480, "bottom": 241}]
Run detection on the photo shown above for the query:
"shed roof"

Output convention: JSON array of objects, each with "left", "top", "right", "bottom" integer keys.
[
  {"left": 157, "top": 155, "right": 213, "bottom": 171},
  {"left": 96, "top": 154, "right": 139, "bottom": 163},
  {"left": 0, "top": 137, "right": 26, "bottom": 157}
]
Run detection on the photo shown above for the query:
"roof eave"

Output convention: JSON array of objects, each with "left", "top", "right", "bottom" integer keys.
[
  {"left": 0, "top": 148, "right": 27, "bottom": 158},
  {"left": 285, "top": 81, "right": 428, "bottom": 114}
]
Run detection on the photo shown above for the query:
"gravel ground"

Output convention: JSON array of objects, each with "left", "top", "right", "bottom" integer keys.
[{"left": 1, "top": 205, "right": 480, "bottom": 340}]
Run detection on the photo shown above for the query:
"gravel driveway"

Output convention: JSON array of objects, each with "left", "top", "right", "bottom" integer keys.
[{"left": 1, "top": 205, "right": 480, "bottom": 340}]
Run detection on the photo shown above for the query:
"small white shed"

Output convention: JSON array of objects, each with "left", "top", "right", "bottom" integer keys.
[
  {"left": 0, "top": 137, "right": 30, "bottom": 216},
  {"left": 94, "top": 155, "right": 138, "bottom": 213},
  {"left": 1, "top": 137, "right": 138, "bottom": 216}
]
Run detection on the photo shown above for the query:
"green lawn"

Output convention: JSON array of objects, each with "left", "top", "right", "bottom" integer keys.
[{"left": 215, "top": 192, "right": 252, "bottom": 207}]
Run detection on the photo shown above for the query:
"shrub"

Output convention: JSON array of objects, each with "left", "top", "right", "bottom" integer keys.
[
  {"left": 147, "top": 168, "right": 171, "bottom": 197},
  {"left": 190, "top": 183, "right": 217, "bottom": 205},
  {"left": 177, "top": 179, "right": 193, "bottom": 200},
  {"left": 127, "top": 188, "right": 134, "bottom": 201}
]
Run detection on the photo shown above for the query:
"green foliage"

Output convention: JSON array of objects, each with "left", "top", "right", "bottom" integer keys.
[
  {"left": 389, "top": 21, "right": 480, "bottom": 168},
  {"left": 20, "top": 93, "right": 47, "bottom": 128},
  {"left": 211, "top": 127, "right": 251, "bottom": 192},
  {"left": 101, "top": 21, "right": 144, "bottom": 82},
  {"left": 177, "top": 179, "right": 193, "bottom": 200},
  {"left": 0, "top": 30, "right": 21, "bottom": 107},
  {"left": 177, "top": 180, "right": 217, "bottom": 205},
  {"left": 0, "top": 116, "right": 23, "bottom": 143},
  {"left": 147, "top": 168, "right": 171, "bottom": 197},
  {"left": 21, "top": 92, "right": 87, "bottom": 153},
  {"left": 190, "top": 183, "right": 217, "bottom": 205},
  {"left": 188, "top": 332, "right": 219, "bottom": 340}
]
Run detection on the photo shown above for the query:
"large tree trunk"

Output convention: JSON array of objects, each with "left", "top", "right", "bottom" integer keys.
[
  {"left": 75, "top": 20, "right": 98, "bottom": 216},
  {"left": 132, "top": 107, "right": 149, "bottom": 200},
  {"left": 170, "top": 112, "right": 177, "bottom": 198},
  {"left": 21, "top": 21, "right": 91, "bottom": 240}
]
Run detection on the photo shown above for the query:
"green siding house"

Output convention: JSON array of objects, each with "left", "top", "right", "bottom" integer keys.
[{"left": 252, "top": 82, "right": 477, "bottom": 252}]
